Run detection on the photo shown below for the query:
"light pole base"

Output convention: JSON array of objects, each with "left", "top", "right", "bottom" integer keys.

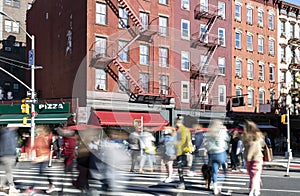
[{"left": 285, "top": 151, "right": 293, "bottom": 159}]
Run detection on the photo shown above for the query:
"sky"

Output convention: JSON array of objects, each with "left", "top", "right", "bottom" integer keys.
[{"left": 283, "top": 0, "right": 300, "bottom": 6}]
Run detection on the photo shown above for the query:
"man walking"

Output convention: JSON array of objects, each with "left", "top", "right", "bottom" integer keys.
[{"left": 128, "top": 129, "right": 140, "bottom": 172}]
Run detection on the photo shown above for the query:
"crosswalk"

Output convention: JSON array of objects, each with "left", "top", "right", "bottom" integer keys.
[{"left": 0, "top": 162, "right": 252, "bottom": 195}]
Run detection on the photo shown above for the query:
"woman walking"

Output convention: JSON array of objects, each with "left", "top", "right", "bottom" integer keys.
[
  {"left": 203, "top": 120, "right": 230, "bottom": 195},
  {"left": 242, "top": 120, "right": 265, "bottom": 196}
]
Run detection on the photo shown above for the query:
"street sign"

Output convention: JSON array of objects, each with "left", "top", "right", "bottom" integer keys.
[{"left": 28, "top": 49, "right": 34, "bottom": 66}]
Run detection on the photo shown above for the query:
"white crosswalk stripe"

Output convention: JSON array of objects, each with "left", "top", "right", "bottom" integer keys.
[{"left": 0, "top": 162, "right": 253, "bottom": 195}]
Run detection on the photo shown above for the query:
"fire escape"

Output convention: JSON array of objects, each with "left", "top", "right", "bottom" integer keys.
[
  {"left": 190, "top": 3, "right": 220, "bottom": 109},
  {"left": 90, "top": 0, "right": 171, "bottom": 104}
]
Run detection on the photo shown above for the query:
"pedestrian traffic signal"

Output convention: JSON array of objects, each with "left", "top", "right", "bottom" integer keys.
[
  {"left": 22, "top": 116, "right": 28, "bottom": 125},
  {"left": 281, "top": 114, "right": 287, "bottom": 124},
  {"left": 21, "top": 98, "right": 30, "bottom": 114}
]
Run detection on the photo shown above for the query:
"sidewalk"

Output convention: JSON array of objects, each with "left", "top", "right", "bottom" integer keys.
[{"left": 264, "top": 155, "right": 300, "bottom": 169}]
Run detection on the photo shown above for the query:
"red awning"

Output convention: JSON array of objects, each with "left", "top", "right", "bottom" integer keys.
[
  {"left": 65, "top": 124, "right": 102, "bottom": 131},
  {"left": 90, "top": 111, "right": 169, "bottom": 127}
]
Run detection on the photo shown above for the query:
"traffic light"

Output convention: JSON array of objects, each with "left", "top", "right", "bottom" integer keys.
[
  {"left": 281, "top": 114, "right": 287, "bottom": 124},
  {"left": 21, "top": 98, "right": 30, "bottom": 114},
  {"left": 22, "top": 116, "right": 28, "bottom": 125}
]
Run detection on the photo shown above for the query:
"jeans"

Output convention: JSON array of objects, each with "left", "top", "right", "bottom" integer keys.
[
  {"left": 130, "top": 150, "right": 139, "bottom": 171},
  {"left": 208, "top": 151, "right": 227, "bottom": 183},
  {"left": 0, "top": 155, "right": 16, "bottom": 187}
]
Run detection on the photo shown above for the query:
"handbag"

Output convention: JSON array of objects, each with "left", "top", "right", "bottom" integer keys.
[{"left": 263, "top": 145, "right": 272, "bottom": 162}]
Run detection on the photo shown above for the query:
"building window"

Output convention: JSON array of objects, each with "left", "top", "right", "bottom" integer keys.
[
  {"left": 235, "top": 4, "right": 242, "bottom": 21},
  {"left": 159, "top": 47, "right": 169, "bottom": 67},
  {"left": 181, "top": 51, "right": 190, "bottom": 71},
  {"left": 96, "top": 2, "right": 107, "bottom": 25},
  {"left": 159, "top": 0, "right": 168, "bottom": 5},
  {"left": 235, "top": 32, "right": 242, "bottom": 49},
  {"left": 247, "top": 34, "right": 253, "bottom": 51},
  {"left": 235, "top": 59, "right": 242, "bottom": 77},
  {"left": 119, "top": 7, "right": 129, "bottom": 28},
  {"left": 140, "top": 12, "right": 149, "bottom": 30},
  {"left": 290, "top": 23, "right": 295, "bottom": 38},
  {"left": 200, "top": 0, "right": 208, "bottom": 12},
  {"left": 258, "top": 36, "right": 264, "bottom": 54},
  {"left": 218, "top": 85, "right": 226, "bottom": 105},
  {"left": 140, "top": 44, "right": 150, "bottom": 65},
  {"left": 269, "top": 39, "right": 275, "bottom": 56},
  {"left": 200, "top": 55, "right": 208, "bottom": 73},
  {"left": 218, "top": 28, "right": 225, "bottom": 46},
  {"left": 281, "top": 46, "right": 286, "bottom": 62},
  {"left": 119, "top": 71, "right": 129, "bottom": 92},
  {"left": 159, "top": 16, "right": 168, "bottom": 37},
  {"left": 270, "top": 89, "right": 275, "bottom": 105},
  {"left": 236, "top": 86, "right": 242, "bottom": 97},
  {"left": 258, "top": 63, "right": 264, "bottom": 81},
  {"left": 181, "top": 81, "right": 190, "bottom": 103},
  {"left": 218, "top": 1, "right": 226, "bottom": 19},
  {"left": 118, "top": 40, "right": 129, "bottom": 62},
  {"left": 218, "top": 57, "right": 225, "bottom": 75},
  {"left": 140, "top": 73, "right": 149, "bottom": 93},
  {"left": 246, "top": 7, "right": 253, "bottom": 24},
  {"left": 160, "top": 75, "right": 169, "bottom": 94},
  {"left": 5, "top": 0, "right": 19, "bottom": 7},
  {"left": 200, "top": 83, "right": 208, "bottom": 103},
  {"left": 181, "top": 0, "right": 190, "bottom": 10},
  {"left": 4, "top": 20, "right": 19, "bottom": 33},
  {"left": 258, "top": 10, "right": 264, "bottom": 27},
  {"left": 95, "top": 69, "right": 106, "bottom": 90},
  {"left": 247, "top": 61, "right": 254, "bottom": 79},
  {"left": 181, "top": 19, "right": 190, "bottom": 39},
  {"left": 259, "top": 90, "right": 265, "bottom": 104},
  {"left": 269, "top": 66, "right": 275, "bottom": 81},
  {"left": 248, "top": 88, "right": 254, "bottom": 106},
  {"left": 280, "top": 21, "right": 286, "bottom": 36},
  {"left": 13, "top": 83, "right": 19, "bottom": 91},
  {"left": 95, "top": 36, "right": 107, "bottom": 57},
  {"left": 268, "top": 13, "right": 274, "bottom": 30},
  {"left": 201, "top": 24, "right": 208, "bottom": 43}
]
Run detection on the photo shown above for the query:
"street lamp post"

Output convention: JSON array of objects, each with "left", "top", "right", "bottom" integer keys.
[{"left": 0, "top": 11, "right": 36, "bottom": 151}]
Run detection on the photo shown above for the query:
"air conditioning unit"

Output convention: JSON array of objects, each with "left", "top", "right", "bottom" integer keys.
[
  {"left": 281, "top": 57, "right": 286, "bottom": 62},
  {"left": 281, "top": 32, "right": 286, "bottom": 37},
  {"left": 259, "top": 76, "right": 264, "bottom": 81},
  {"left": 235, "top": 73, "right": 241, "bottom": 78},
  {"left": 161, "top": 89, "right": 168, "bottom": 95},
  {"left": 96, "top": 84, "right": 105, "bottom": 90}
]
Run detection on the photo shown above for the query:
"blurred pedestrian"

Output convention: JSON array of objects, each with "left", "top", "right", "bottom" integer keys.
[
  {"left": 230, "top": 130, "right": 240, "bottom": 171},
  {"left": 159, "top": 126, "right": 176, "bottom": 183},
  {"left": 242, "top": 120, "right": 265, "bottom": 196},
  {"left": 174, "top": 116, "right": 193, "bottom": 189},
  {"left": 28, "top": 125, "right": 56, "bottom": 194},
  {"left": 139, "top": 130, "right": 156, "bottom": 173},
  {"left": 128, "top": 129, "right": 141, "bottom": 172},
  {"left": 203, "top": 120, "right": 230, "bottom": 195},
  {"left": 0, "top": 126, "right": 20, "bottom": 194},
  {"left": 187, "top": 124, "right": 207, "bottom": 177}
]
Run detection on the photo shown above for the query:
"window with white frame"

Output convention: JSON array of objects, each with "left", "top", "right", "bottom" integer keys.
[
  {"left": 200, "top": 83, "right": 208, "bottom": 103},
  {"left": 268, "top": 13, "right": 274, "bottom": 30},
  {"left": 270, "top": 89, "right": 275, "bottom": 105},
  {"left": 269, "top": 65, "right": 275, "bottom": 81},
  {"left": 140, "top": 12, "right": 149, "bottom": 30},
  {"left": 159, "top": 16, "right": 168, "bottom": 36},
  {"left": 236, "top": 86, "right": 242, "bottom": 97},
  {"left": 200, "top": 55, "right": 208, "bottom": 73},
  {"left": 5, "top": 0, "right": 19, "bottom": 7},
  {"left": 280, "top": 21, "right": 286, "bottom": 35},
  {"left": 96, "top": 2, "right": 107, "bottom": 25},
  {"left": 218, "top": 28, "right": 225, "bottom": 46},
  {"left": 95, "top": 69, "right": 106, "bottom": 90},
  {"left": 181, "top": 81, "right": 190, "bottom": 103},
  {"left": 118, "top": 40, "right": 129, "bottom": 62},
  {"left": 181, "top": 19, "right": 190, "bottom": 39},
  {"left": 259, "top": 90, "right": 265, "bottom": 104},
  {"left": 235, "top": 4, "right": 242, "bottom": 21},
  {"left": 218, "top": 57, "right": 226, "bottom": 75},
  {"left": 160, "top": 75, "right": 169, "bottom": 94},
  {"left": 247, "top": 61, "right": 254, "bottom": 79},
  {"left": 218, "top": 1, "right": 226, "bottom": 19},
  {"left": 235, "top": 31, "right": 242, "bottom": 49},
  {"left": 269, "top": 39, "right": 275, "bottom": 56},
  {"left": 258, "top": 36, "right": 264, "bottom": 53},
  {"left": 119, "top": 7, "right": 128, "bottom": 28},
  {"left": 247, "top": 34, "right": 253, "bottom": 51},
  {"left": 200, "top": 0, "right": 208, "bottom": 12},
  {"left": 246, "top": 7, "right": 253, "bottom": 24},
  {"left": 236, "top": 59, "right": 242, "bottom": 77},
  {"left": 181, "top": 0, "right": 190, "bottom": 10},
  {"left": 290, "top": 23, "right": 295, "bottom": 38},
  {"left": 140, "top": 44, "right": 150, "bottom": 65},
  {"left": 159, "top": 0, "right": 168, "bottom": 5},
  {"left": 159, "top": 47, "right": 169, "bottom": 67},
  {"left": 4, "top": 20, "right": 19, "bottom": 33},
  {"left": 248, "top": 88, "right": 254, "bottom": 106},
  {"left": 218, "top": 85, "right": 226, "bottom": 105},
  {"left": 281, "top": 46, "right": 286, "bottom": 62},
  {"left": 201, "top": 24, "right": 208, "bottom": 43},
  {"left": 140, "top": 73, "right": 149, "bottom": 92},
  {"left": 258, "top": 10, "right": 264, "bottom": 27},
  {"left": 258, "top": 62, "right": 264, "bottom": 81},
  {"left": 119, "top": 71, "right": 129, "bottom": 92},
  {"left": 95, "top": 36, "right": 107, "bottom": 57},
  {"left": 181, "top": 51, "right": 190, "bottom": 71}
]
